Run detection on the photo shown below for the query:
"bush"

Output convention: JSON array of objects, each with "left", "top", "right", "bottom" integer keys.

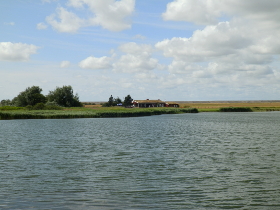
[
  {"left": 47, "top": 85, "right": 83, "bottom": 107},
  {"left": 0, "top": 106, "right": 23, "bottom": 111},
  {"left": 101, "top": 102, "right": 110, "bottom": 107},
  {"left": 219, "top": 107, "right": 253, "bottom": 112},
  {"left": 12, "top": 86, "right": 46, "bottom": 107},
  {"left": 25, "top": 103, "right": 64, "bottom": 110},
  {"left": 33, "top": 103, "right": 46, "bottom": 110},
  {"left": 45, "top": 105, "right": 63, "bottom": 110}
]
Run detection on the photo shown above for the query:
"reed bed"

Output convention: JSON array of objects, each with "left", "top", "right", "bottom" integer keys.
[
  {"left": 0, "top": 108, "right": 198, "bottom": 120},
  {"left": 219, "top": 107, "right": 253, "bottom": 112}
]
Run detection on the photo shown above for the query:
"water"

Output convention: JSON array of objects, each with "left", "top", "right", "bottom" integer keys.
[{"left": 1, "top": 112, "right": 280, "bottom": 209}]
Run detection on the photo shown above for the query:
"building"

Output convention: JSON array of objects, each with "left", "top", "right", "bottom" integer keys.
[
  {"left": 166, "top": 103, "right": 180, "bottom": 107},
  {"left": 133, "top": 99, "right": 167, "bottom": 108}
]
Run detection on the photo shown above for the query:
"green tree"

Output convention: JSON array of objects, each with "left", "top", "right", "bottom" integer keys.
[
  {"left": 0, "top": 99, "right": 12, "bottom": 106},
  {"left": 123, "top": 94, "right": 133, "bottom": 107},
  {"left": 114, "top": 97, "right": 122, "bottom": 106},
  {"left": 108, "top": 95, "right": 114, "bottom": 106},
  {"left": 47, "top": 85, "right": 82, "bottom": 107},
  {"left": 12, "top": 86, "right": 46, "bottom": 107}
]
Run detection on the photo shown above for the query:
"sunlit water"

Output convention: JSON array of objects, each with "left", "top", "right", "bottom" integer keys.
[{"left": 1, "top": 112, "right": 280, "bottom": 209}]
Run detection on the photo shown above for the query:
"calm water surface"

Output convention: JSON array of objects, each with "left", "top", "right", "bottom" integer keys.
[{"left": 1, "top": 112, "right": 280, "bottom": 209}]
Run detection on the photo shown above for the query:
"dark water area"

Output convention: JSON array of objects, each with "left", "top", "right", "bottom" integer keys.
[{"left": 1, "top": 112, "right": 280, "bottom": 209}]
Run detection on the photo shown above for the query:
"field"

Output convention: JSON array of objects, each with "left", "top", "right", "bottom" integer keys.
[{"left": 174, "top": 101, "right": 280, "bottom": 112}]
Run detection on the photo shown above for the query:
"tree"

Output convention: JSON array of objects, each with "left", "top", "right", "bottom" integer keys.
[
  {"left": 12, "top": 86, "right": 46, "bottom": 107},
  {"left": 108, "top": 95, "right": 114, "bottom": 107},
  {"left": 103, "top": 95, "right": 123, "bottom": 107},
  {"left": 114, "top": 97, "right": 122, "bottom": 106},
  {"left": 47, "top": 85, "right": 82, "bottom": 107},
  {"left": 123, "top": 94, "right": 133, "bottom": 107},
  {"left": 0, "top": 99, "right": 12, "bottom": 106}
]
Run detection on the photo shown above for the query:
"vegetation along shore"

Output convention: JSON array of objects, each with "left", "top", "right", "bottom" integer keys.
[{"left": 1, "top": 85, "right": 280, "bottom": 120}]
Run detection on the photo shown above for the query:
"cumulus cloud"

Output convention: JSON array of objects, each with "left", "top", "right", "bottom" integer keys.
[
  {"left": 157, "top": 0, "right": 280, "bottom": 87},
  {"left": 37, "top": 22, "right": 48, "bottom": 30},
  {"left": 0, "top": 42, "right": 38, "bottom": 61},
  {"left": 46, "top": 0, "right": 135, "bottom": 33},
  {"left": 113, "top": 42, "right": 159, "bottom": 73},
  {"left": 79, "top": 56, "right": 112, "bottom": 69},
  {"left": 162, "top": 0, "right": 220, "bottom": 25},
  {"left": 46, "top": 7, "right": 85, "bottom": 33},
  {"left": 60, "top": 60, "right": 71, "bottom": 68},
  {"left": 156, "top": 21, "right": 253, "bottom": 62},
  {"left": 163, "top": 0, "right": 280, "bottom": 26}
]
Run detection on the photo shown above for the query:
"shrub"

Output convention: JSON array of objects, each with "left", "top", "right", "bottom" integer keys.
[
  {"left": 47, "top": 85, "right": 83, "bottom": 107},
  {"left": 102, "top": 102, "right": 110, "bottom": 107},
  {"left": 33, "top": 103, "right": 46, "bottom": 110},
  {"left": 45, "top": 105, "right": 63, "bottom": 110},
  {"left": 219, "top": 107, "right": 253, "bottom": 112},
  {"left": 0, "top": 106, "right": 23, "bottom": 111}
]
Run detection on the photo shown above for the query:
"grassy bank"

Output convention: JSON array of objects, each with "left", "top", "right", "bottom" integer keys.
[
  {"left": 177, "top": 101, "right": 280, "bottom": 112},
  {"left": 0, "top": 107, "right": 198, "bottom": 120},
  {"left": 2, "top": 101, "right": 280, "bottom": 120}
]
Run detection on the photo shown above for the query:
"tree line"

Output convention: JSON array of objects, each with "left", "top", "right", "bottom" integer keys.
[
  {"left": 0, "top": 85, "right": 82, "bottom": 108},
  {"left": 102, "top": 94, "right": 133, "bottom": 107}
]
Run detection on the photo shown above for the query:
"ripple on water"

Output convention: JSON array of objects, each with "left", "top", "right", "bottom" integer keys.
[{"left": 1, "top": 113, "right": 280, "bottom": 209}]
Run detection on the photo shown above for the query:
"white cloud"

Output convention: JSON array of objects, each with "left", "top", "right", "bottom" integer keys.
[
  {"left": 162, "top": 0, "right": 220, "bottom": 25},
  {"left": 4, "top": 22, "right": 15, "bottom": 26},
  {"left": 162, "top": 0, "right": 280, "bottom": 26},
  {"left": 60, "top": 60, "right": 71, "bottom": 68},
  {"left": 156, "top": 21, "right": 253, "bottom": 62},
  {"left": 0, "top": 42, "right": 38, "bottom": 61},
  {"left": 168, "top": 60, "right": 203, "bottom": 74},
  {"left": 79, "top": 56, "right": 112, "bottom": 69},
  {"left": 46, "top": 0, "right": 135, "bottom": 33},
  {"left": 157, "top": 2, "right": 280, "bottom": 84},
  {"left": 113, "top": 42, "right": 159, "bottom": 73},
  {"left": 133, "top": 34, "right": 146, "bottom": 40},
  {"left": 155, "top": 0, "right": 280, "bottom": 94},
  {"left": 37, "top": 22, "right": 48, "bottom": 30},
  {"left": 70, "top": 0, "right": 135, "bottom": 31},
  {"left": 46, "top": 7, "right": 85, "bottom": 33}
]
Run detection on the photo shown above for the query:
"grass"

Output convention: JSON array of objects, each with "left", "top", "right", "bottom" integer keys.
[
  {"left": 177, "top": 102, "right": 280, "bottom": 112},
  {"left": 0, "top": 107, "right": 198, "bottom": 120}
]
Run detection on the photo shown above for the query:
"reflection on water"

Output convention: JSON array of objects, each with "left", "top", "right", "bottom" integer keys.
[{"left": 1, "top": 112, "right": 280, "bottom": 209}]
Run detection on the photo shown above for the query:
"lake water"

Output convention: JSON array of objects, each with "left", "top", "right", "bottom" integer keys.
[{"left": 1, "top": 112, "right": 280, "bottom": 209}]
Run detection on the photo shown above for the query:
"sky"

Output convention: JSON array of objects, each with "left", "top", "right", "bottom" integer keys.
[{"left": 1, "top": 0, "right": 280, "bottom": 102}]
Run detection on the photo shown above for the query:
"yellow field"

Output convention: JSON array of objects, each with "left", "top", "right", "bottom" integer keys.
[
  {"left": 84, "top": 104, "right": 102, "bottom": 109},
  {"left": 175, "top": 101, "right": 280, "bottom": 112},
  {"left": 84, "top": 101, "right": 280, "bottom": 112},
  {"left": 177, "top": 102, "right": 280, "bottom": 108}
]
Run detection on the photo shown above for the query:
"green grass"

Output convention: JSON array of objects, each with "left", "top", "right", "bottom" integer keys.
[
  {"left": 0, "top": 106, "right": 24, "bottom": 111},
  {"left": 0, "top": 107, "right": 198, "bottom": 120}
]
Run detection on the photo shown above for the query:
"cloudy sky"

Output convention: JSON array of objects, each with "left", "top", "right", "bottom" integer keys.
[{"left": 1, "top": 0, "right": 280, "bottom": 101}]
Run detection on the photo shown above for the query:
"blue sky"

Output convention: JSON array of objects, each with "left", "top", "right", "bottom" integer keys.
[{"left": 1, "top": 0, "right": 280, "bottom": 102}]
